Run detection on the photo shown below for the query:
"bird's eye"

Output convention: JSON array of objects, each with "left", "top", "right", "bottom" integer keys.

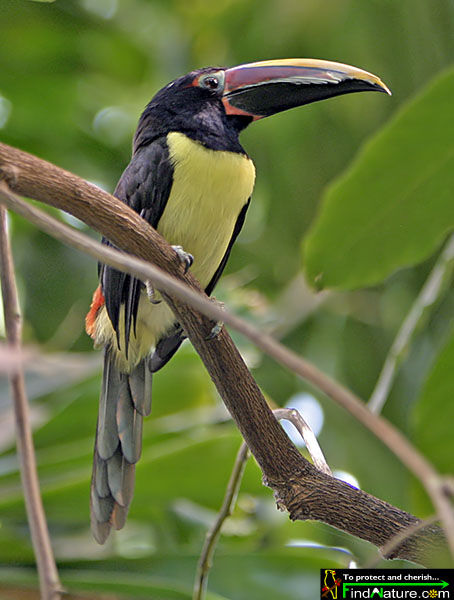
[
  {"left": 204, "top": 77, "right": 219, "bottom": 89},
  {"left": 198, "top": 71, "right": 225, "bottom": 93}
]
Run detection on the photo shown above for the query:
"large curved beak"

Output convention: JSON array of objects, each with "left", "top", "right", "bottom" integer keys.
[{"left": 222, "top": 58, "right": 391, "bottom": 119}]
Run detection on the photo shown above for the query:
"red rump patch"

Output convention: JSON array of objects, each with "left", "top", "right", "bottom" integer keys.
[{"left": 85, "top": 285, "right": 105, "bottom": 338}]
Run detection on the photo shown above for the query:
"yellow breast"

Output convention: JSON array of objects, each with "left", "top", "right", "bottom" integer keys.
[
  {"left": 158, "top": 132, "right": 256, "bottom": 288},
  {"left": 93, "top": 132, "right": 256, "bottom": 372}
]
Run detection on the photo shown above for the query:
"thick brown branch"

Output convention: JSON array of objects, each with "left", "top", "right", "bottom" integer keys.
[
  {"left": 1, "top": 185, "right": 449, "bottom": 505},
  {"left": 0, "top": 141, "right": 449, "bottom": 566}
]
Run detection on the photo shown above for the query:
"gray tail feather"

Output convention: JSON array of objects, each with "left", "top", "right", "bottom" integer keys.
[{"left": 90, "top": 349, "right": 152, "bottom": 544}]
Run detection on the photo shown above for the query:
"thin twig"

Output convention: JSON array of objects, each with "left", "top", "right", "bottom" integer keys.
[
  {"left": 0, "top": 342, "right": 27, "bottom": 373},
  {"left": 194, "top": 442, "right": 249, "bottom": 600},
  {"left": 369, "top": 233, "right": 454, "bottom": 414},
  {"left": 0, "top": 207, "right": 63, "bottom": 599},
  {"left": 194, "top": 408, "right": 332, "bottom": 600},
  {"left": 274, "top": 408, "right": 332, "bottom": 476},
  {"left": 0, "top": 181, "right": 224, "bottom": 318}
]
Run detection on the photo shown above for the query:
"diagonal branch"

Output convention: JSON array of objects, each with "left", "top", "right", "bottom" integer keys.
[
  {"left": 0, "top": 180, "right": 443, "bottom": 501},
  {"left": 369, "top": 233, "right": 454, "bottom": 414},
  {"left": 0, "top": 141, "right": 450, "bottom": 566},
  {"left": 0, "top": 207, "right": 63, "bottom": 599}
]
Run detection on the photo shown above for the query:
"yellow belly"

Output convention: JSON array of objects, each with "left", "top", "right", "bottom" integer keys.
[
  {"left": 159, "top": 132, "right": 256, "bottom": 288},
  {"left": 95, "top": 132, "right": 256, "bottom": 371}
]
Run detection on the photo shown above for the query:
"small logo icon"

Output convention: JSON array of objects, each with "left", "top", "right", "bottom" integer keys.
[{"left": 321, "top": 569, "right": 341, "bottom": 599}]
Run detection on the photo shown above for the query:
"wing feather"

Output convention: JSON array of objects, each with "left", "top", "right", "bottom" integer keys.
[{"left": 100, "top": 138, "right": 174, "bottom": 350}]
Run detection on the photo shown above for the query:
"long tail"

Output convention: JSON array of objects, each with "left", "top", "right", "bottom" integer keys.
[{"left": 90, "top": 350, "right": 152, "bottom": 544}]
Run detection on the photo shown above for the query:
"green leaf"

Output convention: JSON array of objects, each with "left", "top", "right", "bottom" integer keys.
[
  {"left": 304, "top": 68, "right": 454, "bottom": 290},
  {"left": 412, "top": 329, "right": 454, "bottom": 472}
]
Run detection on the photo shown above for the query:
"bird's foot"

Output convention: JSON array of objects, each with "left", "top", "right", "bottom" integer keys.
[
  {"left": 171, "top": 245, "right": 193, "bottom": 274},
  {"left": 206, "top": 298, "right": 225, "bottom": 340},
  {"left": 146, "top": 280, "right": 162, "bottom": 304}
]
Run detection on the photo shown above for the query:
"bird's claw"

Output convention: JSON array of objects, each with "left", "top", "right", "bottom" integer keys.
[
  {"left": 146, "top": 280, "right": 162, "bottom": 304},
  {"left": 205, "top": 299, "right": 225, "bottom": 340},
  {"left": 171, "top": 245, "right": 193, "bottom": 274},
  {"left": 206, "top": 321, "right": 224, "bottom": 340}
]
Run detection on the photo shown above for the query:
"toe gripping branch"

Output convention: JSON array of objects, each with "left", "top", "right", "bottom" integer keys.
[
  {"left": 171, "top": 245, "right": 194, "bottom": 274},
  {"left": 146, "top": 245, "right": 193, "bottom": 304},
  {"left": 206, "top": 298, "right": 225, "bottom": 340}
]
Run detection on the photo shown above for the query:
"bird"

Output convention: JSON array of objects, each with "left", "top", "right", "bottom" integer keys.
[{"left": 85, "top": 58, "right": 390, "bottom": 543}]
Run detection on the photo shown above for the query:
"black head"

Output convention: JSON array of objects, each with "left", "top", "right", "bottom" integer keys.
[
  {"left": 134, "top": 59, "right": 390, "bottom": 153},
  {"left": 134, "top": 67, "right": 252, "bottom": 153}
]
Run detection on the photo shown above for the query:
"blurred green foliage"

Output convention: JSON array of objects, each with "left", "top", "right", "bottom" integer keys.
[
  {"left": 0, "top": 0, "right": 453, "bottom": 597},
  {"left": 304, "top": 68, "right": 454, "bottom": 290}
]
